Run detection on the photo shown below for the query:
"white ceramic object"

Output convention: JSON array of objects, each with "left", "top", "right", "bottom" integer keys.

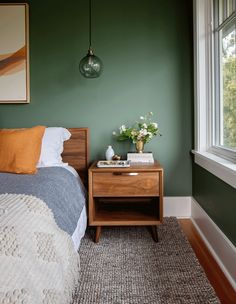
[{"left": 105, "top": 145, "right": 115, "bottom": 160}]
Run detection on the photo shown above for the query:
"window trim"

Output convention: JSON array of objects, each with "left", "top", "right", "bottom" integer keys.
[
  {"left": 193, "top": 0, "right": 236, "bottom": 189},
  {"left": 210, "top": 145, "right": 236, "bottom": 162}
]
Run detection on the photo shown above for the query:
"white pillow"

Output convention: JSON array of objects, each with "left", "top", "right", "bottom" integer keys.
[{"left": 37, "top": 127, "right": 71, "bottom": 167}]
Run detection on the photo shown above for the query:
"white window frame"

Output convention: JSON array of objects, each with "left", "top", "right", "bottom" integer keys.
[{"left": 193, "top": 0, "right": 236, "bottom": 189}]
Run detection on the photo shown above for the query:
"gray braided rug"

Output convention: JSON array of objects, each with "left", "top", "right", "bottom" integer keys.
[{"left": 75, "top": 217, "right": 220, "bottom": 304}]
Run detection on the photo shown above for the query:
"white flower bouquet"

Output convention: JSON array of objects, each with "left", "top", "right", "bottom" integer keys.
[{"left": 113, "top": 112, "right": 161, "bottom": 144}]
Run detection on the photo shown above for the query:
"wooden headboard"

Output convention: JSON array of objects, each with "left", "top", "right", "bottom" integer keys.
[{"left": 62, "top": 128, "right": 89, "bottom": 185}]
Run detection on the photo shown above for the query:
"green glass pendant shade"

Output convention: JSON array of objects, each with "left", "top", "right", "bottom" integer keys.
[
  {"left": 79, "top": 0, "right": 103, "bottom": 78},
  {"left": 79, "top": 48, "right": 103, "bottom": 78}
]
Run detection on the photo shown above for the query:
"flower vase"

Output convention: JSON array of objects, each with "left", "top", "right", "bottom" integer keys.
[{"left": 135, "top": 140, "right": 144, "bottom": 153}]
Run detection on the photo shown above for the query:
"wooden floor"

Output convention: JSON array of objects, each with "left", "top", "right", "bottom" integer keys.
[{"left": 179, "top": 219, "right": 236, "bottom": 304}]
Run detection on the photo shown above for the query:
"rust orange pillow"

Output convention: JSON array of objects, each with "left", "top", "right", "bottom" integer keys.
[{"left": 0, "top": 126, "right": 46, "bottom": 174}]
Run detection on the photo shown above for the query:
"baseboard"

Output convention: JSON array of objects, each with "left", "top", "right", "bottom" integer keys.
[
  {"left": 191, "top": 198, "right": 236, "bottom": 291},
  {"left": 163, "top": 196, "right": 191, "bottom": 218}
]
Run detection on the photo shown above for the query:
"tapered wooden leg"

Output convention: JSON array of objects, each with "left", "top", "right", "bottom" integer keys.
[
  {"left": 151, "top": 225, "right": 158, "bottom": 242},
  {"left": 95, "top": 226, "right": 101, "bottom": 243}
]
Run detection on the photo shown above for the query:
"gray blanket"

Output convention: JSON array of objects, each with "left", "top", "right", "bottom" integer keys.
[{"left": 0, "top": 167, "right": 86, "bottom": 235}]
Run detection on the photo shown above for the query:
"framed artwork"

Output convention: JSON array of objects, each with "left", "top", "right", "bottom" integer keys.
[{"left": 0, "top": 3, "right": 30, "bottom": 104}]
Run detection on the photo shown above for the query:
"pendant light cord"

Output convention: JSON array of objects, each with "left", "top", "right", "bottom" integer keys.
[{"left": 89, "top": 0, "right": 92, "bottom": 48}]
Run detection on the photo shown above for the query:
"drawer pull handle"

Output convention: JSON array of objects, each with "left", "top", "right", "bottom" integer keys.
[{"left": 113, "top": 172, "right": 139, "bottom": 176}]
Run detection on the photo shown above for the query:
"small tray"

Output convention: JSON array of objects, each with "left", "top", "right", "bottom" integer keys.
[{"left": 97, "top": 160, "right": 131, "bottom": 168}]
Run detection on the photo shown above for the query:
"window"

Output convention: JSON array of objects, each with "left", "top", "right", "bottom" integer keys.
[
  {"left": 193, "top": 0, "right": 236, "bottom": 189},
  {"left": 212, "top": 0, "right": 236, "bottom": 157}
]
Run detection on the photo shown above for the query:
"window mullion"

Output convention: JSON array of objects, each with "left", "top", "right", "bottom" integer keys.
[
  {"left": 208, "top": 1, "right": 215, "bottom": 150},
  {"left": 215, "top": 11, "right": 236, "bottom": 31}
]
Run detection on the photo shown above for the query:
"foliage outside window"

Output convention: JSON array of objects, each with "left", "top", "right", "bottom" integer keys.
[{"left": 214, "top": 0, "right": 236, "bottom": 151}]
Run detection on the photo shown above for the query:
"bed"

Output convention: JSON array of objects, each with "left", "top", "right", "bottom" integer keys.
[{"left": 0, "top": 127, "right": 89, "bottom": 304}]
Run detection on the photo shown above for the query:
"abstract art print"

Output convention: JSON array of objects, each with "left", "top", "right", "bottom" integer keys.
[{"left": 0, "top": 4, "right": 29, "bottom": 104}]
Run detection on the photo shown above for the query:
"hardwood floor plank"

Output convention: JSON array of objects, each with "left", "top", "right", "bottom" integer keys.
[{"left": 179, "top": 219, "right": 236, "bottom": 304}]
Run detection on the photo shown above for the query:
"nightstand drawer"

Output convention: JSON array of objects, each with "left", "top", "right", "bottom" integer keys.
[{"left": 92, "top": 172, "right": 159, "bottom": 196}]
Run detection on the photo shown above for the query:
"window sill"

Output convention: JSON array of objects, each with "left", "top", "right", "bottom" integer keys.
[{"left": 192, "top": 151, "right": 236, "bottom": 189}]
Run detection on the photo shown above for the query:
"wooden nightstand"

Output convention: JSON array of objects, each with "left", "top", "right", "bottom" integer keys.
[{"left": 88, "top": 161, "right": 163, "bottom": 243}]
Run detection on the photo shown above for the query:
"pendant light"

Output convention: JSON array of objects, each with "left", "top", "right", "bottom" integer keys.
[{"left": 79, "top": 0, "right": 103, "bottom": 78}]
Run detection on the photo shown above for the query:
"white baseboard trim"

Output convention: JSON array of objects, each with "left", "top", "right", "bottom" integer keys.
[
  {"left": 191, "top": 198, "right": 236, "bottom": 291},
  {"left": 163, "top": 196, "right": 191, "bottom": 218},
  {"left": 161, "top": 196, "right": 236, "bottom": 291}
]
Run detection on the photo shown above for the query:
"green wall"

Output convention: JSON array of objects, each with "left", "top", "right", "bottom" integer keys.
[
  {"left": 193, "top": 164, "right": 236, "bottom": 246},
  {"left": 0, "top": 0, "right": 193, "bottom": 196}
]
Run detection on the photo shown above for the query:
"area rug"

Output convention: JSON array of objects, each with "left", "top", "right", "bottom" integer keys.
[{"left": 75, "top": 218, "right": 220, "bottom": 304}]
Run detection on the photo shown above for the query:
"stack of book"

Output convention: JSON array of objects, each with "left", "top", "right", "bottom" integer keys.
[{"left": 127, "top": 152, "right": 154, "bottom": 164}]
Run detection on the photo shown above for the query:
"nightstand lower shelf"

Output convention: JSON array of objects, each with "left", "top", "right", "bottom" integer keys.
[{"left": 90, "top": 197, "right": 160, "bottom": 226}]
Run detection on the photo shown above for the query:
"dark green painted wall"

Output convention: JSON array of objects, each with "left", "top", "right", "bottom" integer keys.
[
  {"left": 193, "top": 164, "right": 236, "bottom": 246},
  {"left": 0, "top": 0, "right": 193, "bottom": 195},
  {"left": 1, "top": 1, "right": 234, "bottom": 245}
]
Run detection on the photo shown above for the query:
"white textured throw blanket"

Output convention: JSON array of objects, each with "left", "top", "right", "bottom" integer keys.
[{"left": 0, "top": 193, "right": 80, "bottom": 304}]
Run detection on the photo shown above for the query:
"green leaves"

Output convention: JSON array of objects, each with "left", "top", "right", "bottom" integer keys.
[
  {"left": 113, "top": 113, "right": 161, "bottom": 144},
  {"left": 223, "top": 54, "right": 236, "bottom": 148}
]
